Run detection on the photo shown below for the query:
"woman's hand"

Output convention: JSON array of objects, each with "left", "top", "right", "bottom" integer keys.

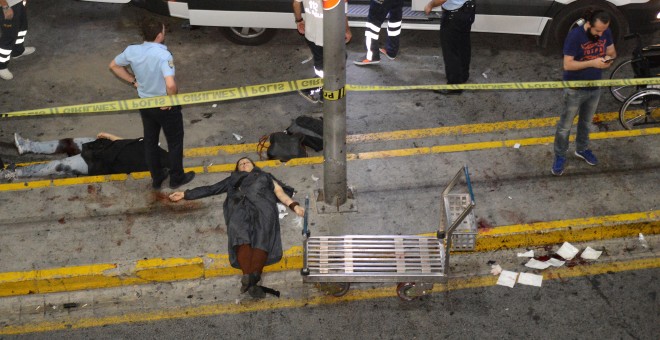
[
  {"left": 169, "top": 192, "right": 185, "bottom": 202},
  {"left": 294, "top": 205, "right": 305, "bottom": 217}
]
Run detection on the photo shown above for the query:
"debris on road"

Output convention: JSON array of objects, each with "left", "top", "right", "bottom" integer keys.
[
  {"left": 517, "top": 250, "right": 534, "bottom": 257},
  {"left": 556, "top": 242, "right": 579, "bottom": 260},
  {"left": 497, "top": 270, "right": 518, "bottom": 288},
  {"left": 580, "top": 246, "right": 602, "bottom": 260},
  {"left": 517, "top": 273, "right": 543, "bottom": 287}
]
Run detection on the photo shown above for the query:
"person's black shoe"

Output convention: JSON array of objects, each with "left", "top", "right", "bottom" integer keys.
[
  {"left": 433, "top": 89, "right": 463, "bottom": 95},
  {"left": 169, "top": 171, "right": 195, "bottom": 189},
  {"left": 151, "top": 169, "right": 170, "bottom": 190},
  {"left": 240, "top": 274, "right": 250, "bottom": 293},
  {"left": 248, "top": 284, "right": 266, "bottom": 299}
]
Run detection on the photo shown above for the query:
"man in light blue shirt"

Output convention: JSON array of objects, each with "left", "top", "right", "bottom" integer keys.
[{"left": 110, "top": 19, "right": 194, "bottom": 190}]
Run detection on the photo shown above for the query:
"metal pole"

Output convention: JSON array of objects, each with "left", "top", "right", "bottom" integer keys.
[{"left": 322, "top": 0, "right": 347, "bottom": 206}]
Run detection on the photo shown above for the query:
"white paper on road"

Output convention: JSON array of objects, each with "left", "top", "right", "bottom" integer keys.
[
  {"left": 556, "top": 242, "right": 579, "bottom": 260},
  {"left": 517, "top": 250, "right": 534, "bottom": 257},
  {"left": 580, "top": 246, "right": 602, "bottom": 260},
  {"left": 518, "top": 273, "right": 543, "bottom": 287},
  {"left": 497, "top": 270, "right": 518, "bottom": 288},
  {"left": 490, "top": 264, "right": 503, "bottom": 275},
  {"left": 547, "top": 258, "right": 565, "bottom": 267},
  {"left": 524, "top": 258, "right": 551, "bottom": 270}
]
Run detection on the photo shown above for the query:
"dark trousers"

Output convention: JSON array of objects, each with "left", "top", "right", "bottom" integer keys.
[
  {"left": 440, "top": 1, "right": 475, "bottom": 84},
  {"left": 0, "top": 2, "right": 28, "bottom": 70},
  {"left": 139, "top": 106, "right": 185, "bottom": 182},
  {"left": 305, "top": 38, "right": 323, "bottom": 77},
  {"left": 365, "top": 0, "right": 403, "bottom": 60}
]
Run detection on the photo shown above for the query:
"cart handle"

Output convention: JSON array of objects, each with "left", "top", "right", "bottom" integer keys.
[
  {"left": 464, "top": 165, "right": 475, "bottom": 204},
  {"left": 302, "top": 195, "right": 310, "bottom": 237}
]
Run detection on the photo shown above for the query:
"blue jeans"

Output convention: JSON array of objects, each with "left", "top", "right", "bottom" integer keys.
[
  {"left": 554, "top": 88, "right": 601, "bottom": 157},
  {"left": 16, "top": 154, "right": 88, "bottom": 178}
]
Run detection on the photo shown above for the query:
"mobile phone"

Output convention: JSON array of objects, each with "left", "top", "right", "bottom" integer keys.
[{"left": 604, "top": 58, "right": 615, "bottom": 63}]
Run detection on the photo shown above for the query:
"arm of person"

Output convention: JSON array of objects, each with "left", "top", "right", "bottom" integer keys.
[
  {"left": 424, "top": 0, "right": 447, "bottom": 14},
  {"left": 96, "top": 132, "right": 122, "bottom": 141},
  {"left": 605, "top": 44, "right": 616, "bottom": 61},
  {"left": 345, "top": 17, "right": 352, "bottom": 43},
  {"left": 273, "top": 180, "right": 305, "bottom": 217},
  {"left": 169, "top": 177, "right": 231, "bottom": 202},
  {"left": 292, "top": 0, "right": 305, "bottom": 35},
  {"left": 109, "top": 60, "right": 137, "bottom": 87},
  {"left": 1, "top": 0, "right": 14, "bottom": 20},
  {"left": 563, "top": 55, "right": 611, "bottom": 71}
]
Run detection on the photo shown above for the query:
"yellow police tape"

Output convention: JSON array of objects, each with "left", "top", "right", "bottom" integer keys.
[{"left": 2, "top": 77, "right": 659, "bottom": 118}]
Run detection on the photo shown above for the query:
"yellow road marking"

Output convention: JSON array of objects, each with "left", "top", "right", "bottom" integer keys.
[
  {"left": 0, "top": 211, "right": 656, "bottom": 298},
  {"left": 1, "top": 257, "right": 657, "bottom": 335}
]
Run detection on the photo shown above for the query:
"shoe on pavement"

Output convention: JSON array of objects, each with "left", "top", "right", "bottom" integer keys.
[
  {"left": 551, "top": 155, "right": 566, "bottom": 176},
  {"left": 14, "top": 132, "right": 28, "bottom": 155},
  {"left": 169, "top": 171, "right": 195, "bottom": 189},
  {"left": 297, "top": 88, "right": 320, "bottom": 104},
  {"left": 379, "top": 48, "right": 396, "bottom": 60},
  {"left": 575, "top": 149, "right": 598, "bottom": 166},
  {"left": 353, "top": 56, "right": 380, "bottom": 66},
  {"left": 13, "top": 47, "right": 35, "bottom": 59},
  {"left": 0, "top": 69, "right": 13, "bottom": 80},
  {"left": 151, "top": 169, "right": 170, "bottom": 190}
]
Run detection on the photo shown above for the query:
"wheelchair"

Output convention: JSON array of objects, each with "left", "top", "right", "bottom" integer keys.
[{"left": 608, "top": 34, "right": 660, "bottom": 130}]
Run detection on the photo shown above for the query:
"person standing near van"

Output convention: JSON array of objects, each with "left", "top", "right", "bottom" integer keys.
[
  {"left": 424, "top": 0, "right": 475, "bottom": 95},
  {"left": 353, "top": 0, "right": 403, "bottom": 66},
  {"left": 551, "top": 9, "right": 616, "bottom": 176},
  {"left": 109, "top": 19, "right": 195, "bottom": 189},
  {"left": 0, "top": 0, "right": 36, "bottom": 80}
]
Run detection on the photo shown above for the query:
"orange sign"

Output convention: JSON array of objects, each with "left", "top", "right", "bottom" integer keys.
[{"left": 323, "top": 0, "right": 340, "bottom": 10}]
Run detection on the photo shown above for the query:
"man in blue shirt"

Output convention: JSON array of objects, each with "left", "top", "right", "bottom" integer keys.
[
  {"left": 551, "top": 9, "right": 616, "bottom": 176},
  {"left": 109, "top": 20, "right": 195, "bottom": 189}
]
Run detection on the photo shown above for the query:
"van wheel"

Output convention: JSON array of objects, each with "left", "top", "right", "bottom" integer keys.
[
  {"left": 550, "top": 0, "right": 627, "bottom": 50},
  {"left": 221, "top": 27, "right": 277, "bottom": 46}
]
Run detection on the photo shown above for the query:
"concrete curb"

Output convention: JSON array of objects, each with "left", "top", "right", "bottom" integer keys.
[{"left": 0, "top": 210, "right": 657, "bottom": 298}]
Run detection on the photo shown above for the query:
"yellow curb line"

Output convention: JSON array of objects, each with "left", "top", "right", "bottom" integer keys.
[
  {"left": 2, "top": 126, "right": 658, "bottom": 192},
  {"left": 1, "top": 257, "right": 658, "bottom": 335},
  {"left": 0, "top": 210, "right": 657, "bottom": 298}
]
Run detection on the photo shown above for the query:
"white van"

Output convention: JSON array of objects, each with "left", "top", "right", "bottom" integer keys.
[{"left": 87, "top": 0, "right": 660, "bottom": 47}]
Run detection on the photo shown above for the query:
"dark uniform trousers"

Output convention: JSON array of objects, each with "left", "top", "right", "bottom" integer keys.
[
  {"left": 139, "top": 106, "right": 185, "bottom": 182},
  {"left": 365, "top": 0, "right": 403, "bottom": 60},
  {"left": 440, "top": 1, "right": 476, "bottom": 84},
  {"left": 0, "top": 1, "right": 27, "bottom": 70}
]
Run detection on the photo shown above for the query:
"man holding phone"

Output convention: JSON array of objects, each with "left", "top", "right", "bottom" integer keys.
[{"left": 551, "top": 9, "right": 616, "bottom": 176}]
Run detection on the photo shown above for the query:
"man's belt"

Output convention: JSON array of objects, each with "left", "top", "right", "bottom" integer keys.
[{"left": 442, "top": 1, "right": 474, "bottom": 13}]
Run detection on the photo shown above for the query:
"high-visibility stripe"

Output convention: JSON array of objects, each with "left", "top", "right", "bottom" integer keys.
[
  {"left": 17, "top": 30, "right": 26, "bottom": 37},
  {"left": 314, "top": 67, "right": 323, "bottom": 78},
  {"left": 388, "top": 21, "right": 402, "bottom": 28},
  {"left": 0, "top": 47, "right": 11, "bottom": 54},
  {"left": 388, "top": 29, "right": 401, "bottom": 37},
  {"left": 365, "top": 22, "right": 381, "bottom": 32},
  {"left": 15, "top": 38, "right": 25, "bottom": 44},
  {"left": 0, "top": 56, "right": 9, "bottom": 63}
]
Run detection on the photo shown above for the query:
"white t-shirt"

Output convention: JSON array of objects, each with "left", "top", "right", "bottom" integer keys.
[{"left": 296, "top": 0, "right": 324, "bottom": 46}]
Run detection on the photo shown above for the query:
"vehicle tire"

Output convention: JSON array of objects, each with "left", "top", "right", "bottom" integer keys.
[
  {"left": 609, "top": 59, "right": 643, "bottom": 103},
  {"left": 550, "top": 0, "right": 628, "bottom": 50},
  {"left": 619, "top": 88, "right": 660, "bottom": 130},
  {"left": 221, "top": 27, "right": 277, "bottom": 46}
]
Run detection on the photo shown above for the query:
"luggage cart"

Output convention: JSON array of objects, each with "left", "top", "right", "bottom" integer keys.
[{"left": 300, "top": 166, "right": 476, "bottom": 300}]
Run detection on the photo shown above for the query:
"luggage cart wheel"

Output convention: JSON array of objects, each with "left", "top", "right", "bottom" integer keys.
[
  {"left": 316, "top": 282, "right": 351, "bottom": 297},
  {"left": 396, "top": 282, "right": 418, "bottom": 301}
]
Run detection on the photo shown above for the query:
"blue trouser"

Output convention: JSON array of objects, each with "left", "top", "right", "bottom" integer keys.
[
  {"left": 0, "top": 1, "right": 28, "bottom": 70},
  {"left": 554, "top": 88, "right": 601, "bottom": 157},
  {"left": 364, "top": 0, "right": 403, "bottom": 61},
  {"left": 16, "top": 155, "right": 89, "bottom": 178},
  {"left": 139, "top": 106, "right": 185, "bottom": 182}
]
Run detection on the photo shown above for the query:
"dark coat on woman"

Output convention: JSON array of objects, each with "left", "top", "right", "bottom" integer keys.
[{"left": 183, "top": 168, "right": 293, "bottom": 269}]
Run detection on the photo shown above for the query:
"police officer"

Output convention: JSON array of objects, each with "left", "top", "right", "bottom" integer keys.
[
  {"left": 0, "top": 0, "right": 36, "bottom": 80},
  {"left": 425, "top": 0, "right": 476, "bottom": 95},
  {"left": 354, "top": 0, "right": 403, "bottom": 66},
  {"left": 109, "top": 19, "right": 195, "bottom": 190}
]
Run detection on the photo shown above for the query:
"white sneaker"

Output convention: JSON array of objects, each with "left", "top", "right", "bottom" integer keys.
[
  {"left": 14, "top": 133, "right": 27, "bottom": 155},
  {"left": 0, "top": 68, "right": 13, "bottom": 80},
  {"left": 13, "top": 46, "right": 35, "bottom": 59}
]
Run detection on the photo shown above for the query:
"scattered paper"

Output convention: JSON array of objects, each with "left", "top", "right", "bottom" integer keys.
[
  {"left": 513, "top": 143, "right": 521, "bottom": 149},
  {"left": 517, "top": 250, "right": 534, "bottom": 257},
  {"left": 581, "top": 246, "right": 602, "bottom": 260},
  {"left": 302, "top": 56, "right": 313, "bottom": 64},
  {"left": 497, "top": 270, "right": 518, "bottom": 288},
  {"left": 490, "top": 264, "right": 503, "bottom": 275},
  {"left": 277, "top": 203, "right": 286, "bottom": 213},
  {"left": 556, "top": 242, "right": 579, "bottom": 260},
  {"left": 482, "top": 68, "right": 491, "bottom": 79},
  {"left": 311, "top": 175, "right": 319, "bottom": 182},
  {"left": 525, "top": 258, "right": 552, "bottom": 270},
  {"left": 518, "top": 273, "right": 543, "bottom": 287},
  {"left": 639, "top": 233, "right": 648, "bottom": 248},
  {"left": 232, "top": 133, "right": 243, "bottom": 141},
  {"left": 507, "top": 196, "right": 512, "bottom": 200},
  {"left": 547, "top": 258, "right": 565, "bottom": 267},
  {"left": 212, "top": 104, "right": 217, "bottom": 108}
]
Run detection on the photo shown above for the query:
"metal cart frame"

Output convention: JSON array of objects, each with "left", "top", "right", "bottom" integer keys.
[{"left": 300, "top": 166, "right": 476, "bottom": 300}]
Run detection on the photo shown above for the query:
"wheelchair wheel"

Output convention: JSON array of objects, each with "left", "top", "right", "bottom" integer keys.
[
  {"left": 619, "top": 89, "right": 660, "bottom": 130},
  {"left": 609, "top": 59, "right": 641, "bottom": 103}
]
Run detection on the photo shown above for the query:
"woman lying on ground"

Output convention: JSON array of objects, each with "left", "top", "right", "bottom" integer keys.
[{"left": 169, "top": 157, "right": 305, "bottom": 298}]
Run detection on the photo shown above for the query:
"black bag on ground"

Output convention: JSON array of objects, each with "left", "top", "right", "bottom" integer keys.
[
  {"left": 287, "top": 115, "right": 323, "bottom": 152},
  {"left": 259, "top": 132, "right": 306, "bottom": 162}
]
